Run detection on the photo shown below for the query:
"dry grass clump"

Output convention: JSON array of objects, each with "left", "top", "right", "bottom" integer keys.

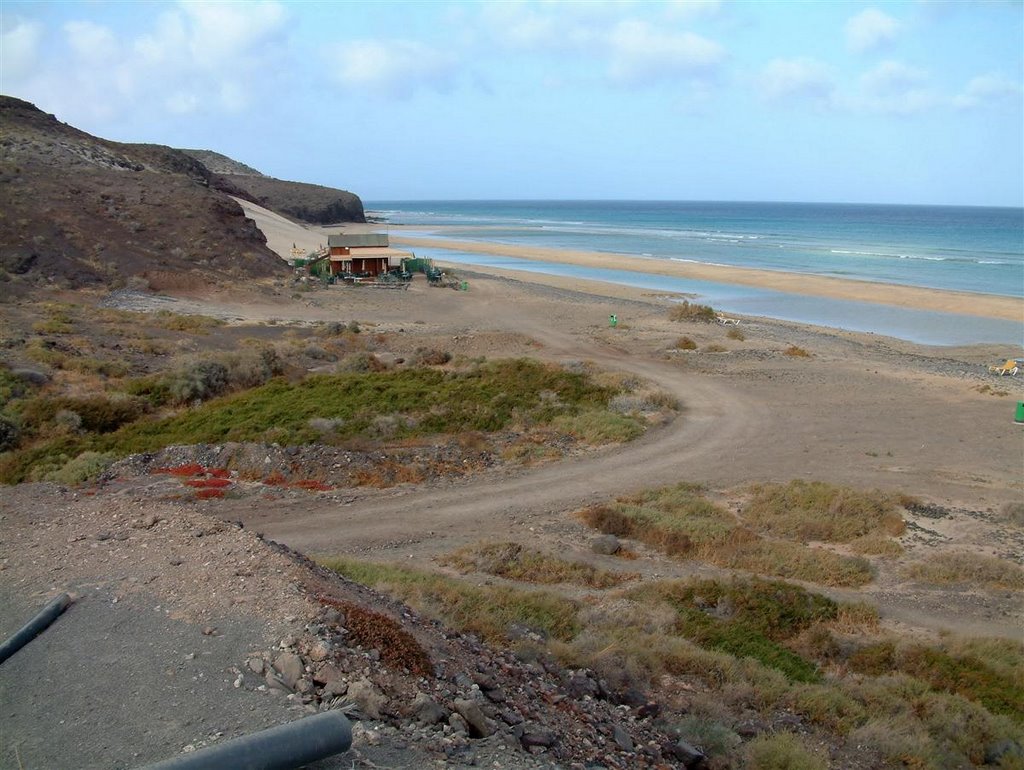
[
  {"left": 726, "top": 327, "right": 746, "bottom": 341},
  {"left": 668, "top": 301, "right": 717, "bottom": 323},
  {"left": 743, "top": 480, "right": 907, "bottom": 543},
  {"left": 744, "top": 732, "right": 828, "bottom": 770},
  {"left": 578, "top": 483, "right": 874, "bottom": 586},
  {"left": 1000, "top": 501, "right": 1024, "bottom": 526},
  {"left": 849, "top": 533, "right": 904, "bottom": 556},
  {"left": 784, "top": 345, "right": 812, "bottom": 357},
  {"left": 703, "top": 343, "right": 728, "bottom": 353},
  {"left": 153, "top": 311, "right": 224, "bottom": 334},
  {"left": 440, "top": 541, "right": 635, "bottom": 589},
  {"left": 551, "top": 409, "right": 645, "bottom": 444},
  {"left": 319, "top": 558, "right": 580, "bottom": 644},
  {"left": 675, "top": 336, "right": 698, "bottom": 350},
  {"left": 902, "top": 551, "right": 1024, "bottom": 590}
]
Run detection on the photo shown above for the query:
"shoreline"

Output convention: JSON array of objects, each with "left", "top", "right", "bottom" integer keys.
[{"left": 389, "top": 232, "right": 1023, "bottom": 322}]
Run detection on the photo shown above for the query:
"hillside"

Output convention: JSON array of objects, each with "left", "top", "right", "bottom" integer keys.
[
  {"left": 179, "top": 148, "right": 366, "bottom": 225},
  {"left": 217, "top": 173, "right": 367, "bottom": 225},
  {"left": 0, "top": 96, "right": 286, "bottom": 291}
]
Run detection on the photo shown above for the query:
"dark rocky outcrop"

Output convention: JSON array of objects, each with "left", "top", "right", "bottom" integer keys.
[
  {"left": 0, "top": 95, "right": 287, "bottom": 290},
  {"left": 218, "top": 173, "right": 366, "bottom": 225}
]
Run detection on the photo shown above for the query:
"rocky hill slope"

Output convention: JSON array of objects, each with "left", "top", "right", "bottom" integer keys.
[
  {"left": 0, "top": 96, "right": 286, "bottom": 290},
  {"left": 180, "top": 149, "right": 366, "bottom": 225}
]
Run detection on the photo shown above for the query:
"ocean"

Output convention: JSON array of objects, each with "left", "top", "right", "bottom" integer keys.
[{"left": 368, "top": 201, "right": 1024, "bottom": 345}]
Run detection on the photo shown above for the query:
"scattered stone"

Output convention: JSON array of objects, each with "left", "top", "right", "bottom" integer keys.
[
  {"left": 201, "top": 626, "right": 216, "bottom": 636},
  {"left": 612, "top": 724, "right": 634, "bottom": 752},
  {"left": 454, "top": 698, "right": 494, "bottom": 739},
  {"left": 246, "top": 657, "right": 264, "bottom": 675},
  {"left": 272, "top": 652, "right": 303, "bottom": 690},
  {"left": 306, "top": 641, "right": 330, "bottom": 662},
  {"left": 312, "top": 663, "right": 345, "bottom": 685},
  {"left": 670, "top": 738, "right": 706, "bottom": 768},
  {"left": 590, "top": 534, "right": 621, "bottom": 555},
  {"left": 348, "top": 677, "right": 387, "bottom": 720},
  {"left": 130, "top": 514, "right": 161, "bottom": 530},
  {"left": 411, "top": 692, "right": 447, "bottom": 725},
  {"left": 448, "top": 713, "right": 469, "bottom": 735},
  {"left": 520, "top": 726, "right": 557, "bottom": 748}
]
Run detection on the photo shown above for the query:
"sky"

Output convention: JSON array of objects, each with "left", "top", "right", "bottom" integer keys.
[{"left": 2, "top": 0, "right": 1022, "bottom": 206}]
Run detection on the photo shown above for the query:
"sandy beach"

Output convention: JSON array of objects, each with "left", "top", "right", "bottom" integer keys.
[{"left": 388, "top": 232, "right": 1024, "bottom": 322}]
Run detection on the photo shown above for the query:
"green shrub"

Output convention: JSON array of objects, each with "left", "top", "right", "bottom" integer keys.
[
  {"left": 42, "top": 451, "right": 116, "bottom": 485},
  {"left": 168, "top": 360, "right": 229, "bottom": 403},
  {"left": 21, "top": 395, "right": 146, "bottom": 434},
  {"left": 0, "top": 414, "right": 20, "bottom": 451},
  {"left": 902, "top": 552, "right": 1024, "bottom": 590},
  {"left": 551, "top": 409, "right": 645, "bottom": 444}
]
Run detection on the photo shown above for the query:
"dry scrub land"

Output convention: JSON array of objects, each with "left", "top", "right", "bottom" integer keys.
[{"left": 1, "top": 273, "right": 1022, "bottom": 769}]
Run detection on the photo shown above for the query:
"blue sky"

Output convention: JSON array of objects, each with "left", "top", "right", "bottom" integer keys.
[{"left": 2, "top": 1, "right": 1022, "bottom": 205}]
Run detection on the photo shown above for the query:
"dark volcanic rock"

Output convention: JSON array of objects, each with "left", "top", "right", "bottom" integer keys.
[{"left": 218, "top": 173, "right": 366, "bottom": 224}]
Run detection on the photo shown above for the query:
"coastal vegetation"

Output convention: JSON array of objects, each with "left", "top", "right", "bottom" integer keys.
[
  {"left": 322, "top": 556, "right": 1024, "bottom": 769},
  {"left": 668, "top": 300, "right": 717, "bottom": 323},
  {"left": 0, "top": 322, "right": 658, "bottom": 483},
  {"left": 577, "top": 482, "right": 883, "bottom": 586}
]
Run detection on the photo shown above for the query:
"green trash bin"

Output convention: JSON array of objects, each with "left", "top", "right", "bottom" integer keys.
[
  {"left": 1015, "top": 401, "right": 1024, "bottom": 424},
  {"left": 461, "top": 281, "right": 469, "bottom": 291},
  {"left": 609, "top": 314, "right": 618, "bottom": 328}
]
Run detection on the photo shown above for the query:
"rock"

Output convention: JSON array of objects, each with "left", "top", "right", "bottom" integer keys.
[
  {"left": 453, "top": 698, "right": 494, "bottom": 739},
  {"left": 483, "top": 687, "right": 507, "bottom": 703},
  {"left": 265, "top": 670, "right": 291, "bottom": 692},
  {"left": 591, "top": 535, "right": 621, "bottom": 555},
  {"left": 130, "top": 514, "right": 161, "bottom": 529},
  {"left": 312, "top": 663, "right": 345, "bottom": 685},
  {"left": 564, "top": 671, "right": 600, "bottom": 699},
  {"left": 612, "top": 725, "right": 634, "bottom": 752},
  {"left": 247, "top": 657, "right": 265, "bottom": 675},
  {"left": 670, "top": 739, "right": 706, "bottom": 768},
  {"left": 520, "top": 726, "right": 557, "bottom": 748},
  {"left": 448, "top": 713, "right": 469, "bottom": 735},
  {"left": 348, "top": 677, "right": 387, "bottom": 720},
  {"left": 411, "top": 692, "right": 447, "bottom": 725},
  {"left": 307, "top": 641, "right": 330, "bottom": 662},
  {"left": 272, "top": 652, "right": 303, "bottom": 690}
]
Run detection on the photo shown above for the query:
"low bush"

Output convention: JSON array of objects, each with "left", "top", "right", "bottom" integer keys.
[
  {"left": 744, "top": 732, "right": 828, "bottom": 770},
  {"left": 580, "top": 483, "right": 875, "bottom": 586},
  {"left": 440, "top": 541, "right": 634, "bottom": 588},
  {"left": 20, "top": 395, "right": 146, "bottom": 434},
  {"left": 784, "top": 345, "right": 812, "bottom": 357},
  {"left": 154, "top": 312, "right": 224, "bottom": 334},
  {"left": 743, "top": 480, "right": 907, "bottom": 543},
  {"left": 40, "top": 451, "right": 116, "bottom": 485},
  {"left": 675, "top": 336, "right": 697, "bottom": 350},
  {"left": 726, "top": 327, "right": 746, "bottom": 341},
  {"left": 703, "top": 344, "right": 727, "bottom": 353},
  {"left": 551, "top": 409, "right": 645, "bottom": 444},
  {"left": 668, "top": 301, "right": 717, "bottom": 323},
  {"left": 902, "top": 551, "right": 1024, "bottom": 590}
]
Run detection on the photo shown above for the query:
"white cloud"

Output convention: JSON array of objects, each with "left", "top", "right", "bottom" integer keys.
[
  {"left": 848, "top": 60, "right": 935, "bottom": 115},
  {"left": 64, "top": 20, "right": 118, "bottom": 62},
  {"left": 607, "top": 20, "right": 726, "bottom": 86},
  {"left": 757, "top": 57, "right": 834, "bottom": 103},
  {"left": 860, "top": 60, "right": 927, "bottom": 95},
  {"left": 1, "top": 1, "right": 289, "bottom": 125},
  {"left": 331, "top": 40, "right": 457, "bottom": 99},
  {"left": 953, "top": 73, "right": 1022, "bottom": 110},
  {"left": 0, "top": 17, "right": 42, "bottom": 82},
  {"left": 846, "top": 8, "right": 900, "bottom": 53}
]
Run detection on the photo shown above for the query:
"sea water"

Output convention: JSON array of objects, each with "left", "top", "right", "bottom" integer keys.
[{"left": 368, "top": 201, "right": 1024, "bottom": 345}]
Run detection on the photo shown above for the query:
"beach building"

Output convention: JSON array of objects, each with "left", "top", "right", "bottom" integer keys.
[{"left": 325, "top": 233, "right": 412, "bottom": 277}]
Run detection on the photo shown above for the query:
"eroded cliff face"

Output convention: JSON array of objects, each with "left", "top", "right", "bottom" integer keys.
[
  {"left": 0, "top": 96, "right": 286, "bottom": 290},
  {"left": 216, "top": 173, "right": 367, "bottom": 225}
]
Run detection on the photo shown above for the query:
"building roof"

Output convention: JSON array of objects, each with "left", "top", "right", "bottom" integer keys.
[
  {"left": 328, "top": 247, "right": 412, "bottom": 260},
  {"left": 327, "top": 233, "right": 389, "bottom": 248}
]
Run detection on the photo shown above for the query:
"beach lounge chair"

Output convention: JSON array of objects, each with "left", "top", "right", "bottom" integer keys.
[
  {"left": 988, "top": 359, "right": 1022, "bottom": 376},
  {"left": 716, "top": 315, "right": 741, "bottom": 326}
]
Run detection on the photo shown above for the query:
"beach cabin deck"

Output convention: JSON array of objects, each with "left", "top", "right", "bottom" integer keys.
[{"left": 326, "top": 233, "right": 412, "bottom": 277}]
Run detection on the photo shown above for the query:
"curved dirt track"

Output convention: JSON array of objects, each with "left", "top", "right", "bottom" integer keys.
[{"left": 236, "top": 308, "right": 758, "bottom": 556}]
